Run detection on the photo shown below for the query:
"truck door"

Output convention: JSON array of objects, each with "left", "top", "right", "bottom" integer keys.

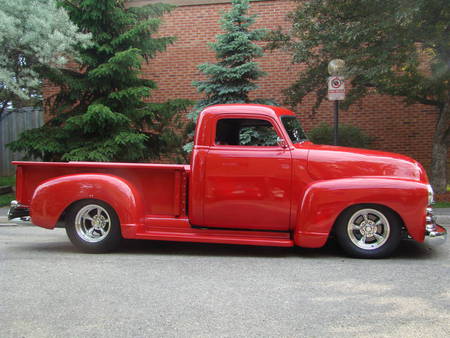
[{"left": 202, "top": 117, "right": 292, "bottom": 231}]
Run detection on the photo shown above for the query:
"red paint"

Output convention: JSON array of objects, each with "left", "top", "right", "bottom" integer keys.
[{"left": 13, "top": 104, "right": 432, "bottom": 248}]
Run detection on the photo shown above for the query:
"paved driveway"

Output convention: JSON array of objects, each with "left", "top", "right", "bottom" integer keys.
[{"left": 0, "top": 225, "right": 449, "bottom": 338}]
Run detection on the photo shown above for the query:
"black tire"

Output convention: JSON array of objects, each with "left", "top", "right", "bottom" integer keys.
[
  {"left": 335, "top": 204, "right": 401, "bottom": 258},
  {"left": 65, "top": 199, "right": 122, "bottom": 253}
]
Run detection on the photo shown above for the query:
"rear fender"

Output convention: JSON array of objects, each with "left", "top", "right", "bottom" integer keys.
[
  {"left": 294, "top": 178, "right": 428, "bottom": 248},
  {"left": 30, "top": 174, "right": 143, "bottom": 236}
]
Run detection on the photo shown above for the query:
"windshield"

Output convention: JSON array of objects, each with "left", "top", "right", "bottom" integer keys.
[{"left": 281, "top": 115, "right": 307, "bottom": 144}]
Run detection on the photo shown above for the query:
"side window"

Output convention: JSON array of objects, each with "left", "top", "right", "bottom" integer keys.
[{"left": 215, "top": 118, "right": 279, "bottom": 146}]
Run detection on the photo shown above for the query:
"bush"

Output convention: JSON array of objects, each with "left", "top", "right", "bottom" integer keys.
[{"left": 308, "top": 123, "right": 374, "bottom": 149}]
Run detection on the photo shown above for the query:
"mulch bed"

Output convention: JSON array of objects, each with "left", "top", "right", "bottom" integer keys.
[
  {"left": 0, "top": 186, "right": 13, "bottom": 195},
  {"left": 436, "top": 192, "right": 450, "bottom": 202}
]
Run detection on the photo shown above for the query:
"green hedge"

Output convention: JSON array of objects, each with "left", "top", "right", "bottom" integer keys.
[{"left": 308, "top": 123, "right": 374, "bottom": 149}]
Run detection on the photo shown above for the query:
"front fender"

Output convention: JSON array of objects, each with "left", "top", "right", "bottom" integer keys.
[
  {"left": 30, "top": 174, "right": 144, "bottom": 235},
  {"left": 294, "top": 178, "right": 428, "bottom": 248}
]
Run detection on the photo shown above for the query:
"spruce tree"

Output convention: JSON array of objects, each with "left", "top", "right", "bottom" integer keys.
[
  {"left": 9, "top": 0, "right": 190, "bottom": 162},
  {"left": 190, "top": 0, "right": 271, "bottom": 122}
]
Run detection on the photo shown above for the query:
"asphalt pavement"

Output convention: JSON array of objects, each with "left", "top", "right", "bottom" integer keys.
[{"left": 0, "top": 207, "right": 449, "bottom": 337}]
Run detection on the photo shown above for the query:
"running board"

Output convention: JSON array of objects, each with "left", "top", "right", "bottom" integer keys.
[{"left": 131, "top": 227, "right": 294, "bottom": 247}]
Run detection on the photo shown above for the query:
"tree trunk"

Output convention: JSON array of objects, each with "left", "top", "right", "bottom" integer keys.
[{"left": 430, "top": 100, "right": 450, "bottom": 193}]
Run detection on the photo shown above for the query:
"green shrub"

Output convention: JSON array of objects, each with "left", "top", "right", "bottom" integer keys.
[
  {"left": 308, "top": 123, "right": 374, "bottom": 149},
  {"left": 0, "top": 176, "right": 15, "bottom": 187}
]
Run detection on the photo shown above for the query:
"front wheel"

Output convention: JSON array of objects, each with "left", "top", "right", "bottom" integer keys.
[
  {"left": 335, "top": 205, "right": 401, "bottom": 258},
  {"left": 65, "top": 200, "right": 122, "bottom": 253}
]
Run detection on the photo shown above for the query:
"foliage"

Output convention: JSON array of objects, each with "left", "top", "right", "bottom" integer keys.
[
  {"left": 0, "top": 0, "right": 91, "bottom": 115},
  {"left": 240, "top": 126, "right": 277, "bottom": 146},
  {"left": 184, "top": 0, "right": 274, "bottom": 152},
  {"left": 239, "top": 126, "right": 278, "bottom": 146},
  {"left": 0, "top": 193, "right": 15, "bottom": 207},
  {"left": 192, "top": 0, "right": 268, "bottom": 116},
  {"left": 270, "top": 0, "right": 450, "bottom": 192},
  {"left": 0, "top": 175, "right": 15, "bottom": 187},
  {"left": 9, "top": 0, "right": 191, "bottom": 162},
  {"left": 0, "top": 176, "right": 15, "bottom": 207},
  {"left": 433, "top": 201, "right": 450, "bottom": 208},
  {"left": 308, "top": 123, "right": 374, "bottom": 149}
]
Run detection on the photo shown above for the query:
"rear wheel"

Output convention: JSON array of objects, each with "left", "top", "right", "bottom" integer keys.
[
  {"left": 65, "top": 200, "right": 122, "bottom": 253},
  {"left": 335, "top": 205, "right": 401, "bottom": 258}
]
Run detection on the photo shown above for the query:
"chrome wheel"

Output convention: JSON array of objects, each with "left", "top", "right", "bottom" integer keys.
[
  {"left": 347, "top": 208, "right": 390, "bottom": 250},
  {"left": 74, "top": 204, "right": 111, "bottom": 243}
]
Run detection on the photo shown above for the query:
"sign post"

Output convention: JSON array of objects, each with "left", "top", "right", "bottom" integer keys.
[
  {"left": 327, "top": 59, "right": 346, "bottom": 146},
  {"left": 328, "top": 76, "right": 345, "bottom": 145}
]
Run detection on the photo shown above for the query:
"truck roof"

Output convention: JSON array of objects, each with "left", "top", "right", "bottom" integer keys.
[{"left": 201, "top": 104, "right": 297, "bottom": 119}]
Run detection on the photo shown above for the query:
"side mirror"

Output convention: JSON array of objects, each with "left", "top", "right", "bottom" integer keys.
[{"left": 277, "top": 137, "right": 288, "bottom": 149}]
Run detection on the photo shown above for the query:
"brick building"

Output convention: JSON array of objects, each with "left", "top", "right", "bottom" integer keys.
[{"left": 45, "top": 0, "right": 449, "bottom": 178}]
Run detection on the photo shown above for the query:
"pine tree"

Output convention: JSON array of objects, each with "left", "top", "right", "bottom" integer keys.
[
  {"left": 190, "top": 0, "right": 271, "bottom": 122},
  {"left": 9, "top": 0, "right": 190, "bottom": 162}
]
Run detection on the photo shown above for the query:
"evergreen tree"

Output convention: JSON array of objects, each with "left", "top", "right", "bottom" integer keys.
[
  {"left": 190, "top": 0, "right": 271, "bottom": 122},
  {"left": 9, "top": 0, "right": 190, "bottom": 162}
]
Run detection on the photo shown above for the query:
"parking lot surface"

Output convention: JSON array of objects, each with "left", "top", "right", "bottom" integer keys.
[{"left": 0, "top": 225, "right": 449, "bottom": 337}]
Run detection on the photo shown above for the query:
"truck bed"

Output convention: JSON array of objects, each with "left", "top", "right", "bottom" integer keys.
[{"left": 14, "top": 161, "right": 190, "bottom": 218}]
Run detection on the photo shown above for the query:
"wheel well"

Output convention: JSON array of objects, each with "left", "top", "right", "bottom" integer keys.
[
  {"left": 331, "top": 203, "right": 405, "bottom": 234},
  {"left": 56, "top": 199, "right": 111, "bottom": 228}
]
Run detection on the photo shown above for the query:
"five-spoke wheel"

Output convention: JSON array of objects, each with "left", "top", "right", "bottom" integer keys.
[
  {"left": 75, "top": 204, "right": 111, "bottom": 243},
  {"left": 336, "top": 205, "right": 401, "bottom": 258},
  {"left": 66, "top": 200, "right": 121, "bottom": 253}
]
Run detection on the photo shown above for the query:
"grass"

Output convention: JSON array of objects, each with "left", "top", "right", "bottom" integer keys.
[
  {"left": 433, "top": 185, "right": 450, "bottom": 208},
  {"left": 0, "top": 176, "right": 15, "bottom": 207},
  {"left": 0, "top": 193, "right": 14, "bottom": 207},
  {"left": 434, "top": 201, "right": 450, "bottom": 208},
  {"left": 0, "top": 175, "right": 15, "bottom": 187}
]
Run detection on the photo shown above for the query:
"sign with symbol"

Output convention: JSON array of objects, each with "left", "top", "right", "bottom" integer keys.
[{"left": 328, "top": 76, "right": 345, "bottom": 100}]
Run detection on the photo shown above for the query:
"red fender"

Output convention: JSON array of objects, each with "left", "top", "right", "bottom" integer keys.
[
  {"left": 294, "top": 178, "right": 428, "bottom": 248},
  {"left": 30, "top": 174, "right": 144, "bottom": 237}
]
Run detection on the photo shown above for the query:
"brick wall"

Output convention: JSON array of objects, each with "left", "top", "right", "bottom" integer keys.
[{"left": 44, "top": 0, "right": 449, "bottom": 179}]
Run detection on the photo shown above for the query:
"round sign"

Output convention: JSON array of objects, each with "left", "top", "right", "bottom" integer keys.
[{"left": 331, "top": 77, "right": 343, "bottom": 88}]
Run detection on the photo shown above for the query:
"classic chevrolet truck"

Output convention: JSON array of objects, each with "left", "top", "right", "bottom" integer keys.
[{"left": 8, "top": 104, "right": 447, "bottom": 258}]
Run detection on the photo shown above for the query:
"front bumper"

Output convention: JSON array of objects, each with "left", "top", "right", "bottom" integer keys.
[
  {"left": 8, "top": 200, "right": 30, "bottom": 222},
  {"left": 424, "top": 207, "right": 447, "bottom": 246}
]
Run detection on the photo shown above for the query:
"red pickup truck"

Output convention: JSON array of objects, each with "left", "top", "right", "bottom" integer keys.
[{"left": 8, "top": 104, "right": 446, "bottom": 258}]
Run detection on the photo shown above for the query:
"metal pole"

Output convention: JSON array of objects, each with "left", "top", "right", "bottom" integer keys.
[{"left": 334, "top": 100, "right": 339, "bottom": 146}]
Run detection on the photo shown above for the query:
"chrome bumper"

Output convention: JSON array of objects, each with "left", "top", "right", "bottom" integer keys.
[
  {"left": 424, "top": 208, "right": 447, "bottom": 246},
  {"left": 8, "top": 200, "right": 30, "bottom": 222}
]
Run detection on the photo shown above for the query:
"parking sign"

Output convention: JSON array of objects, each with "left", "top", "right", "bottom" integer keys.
[{"left": 328, "top": 76, "right": 345, "bottom": 100}]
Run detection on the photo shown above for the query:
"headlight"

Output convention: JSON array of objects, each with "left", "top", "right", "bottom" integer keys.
[{"left": 427, "top": 185, "right": 434, "bottom": 206}]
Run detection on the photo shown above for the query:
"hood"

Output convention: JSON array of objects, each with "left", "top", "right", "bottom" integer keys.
[{"left": 299, "top": 144, "right": 427, "bottom": 183}]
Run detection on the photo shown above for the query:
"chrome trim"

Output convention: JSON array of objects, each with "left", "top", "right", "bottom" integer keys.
[
  {"left": 424, "top": 224, "right": 447, "bottom": 246},
  {"left": 424, "top": 207, "right": 447, "bottom": 246},
  {"left": 427, "top": 185, "right": 434, "bottom": 206},
  {"left": 8, "top": 200, "right": 31, "bottom": 222}
]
